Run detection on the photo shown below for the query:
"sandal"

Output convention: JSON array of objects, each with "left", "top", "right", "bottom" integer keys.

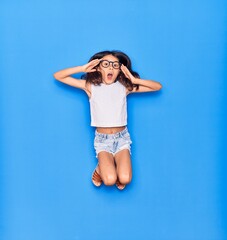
[
  {"left": 92, "top": 166, "right": 102, "bottom": 187},
  {"left": 116, "top": 179, "right": 126, "bottom": 190}
]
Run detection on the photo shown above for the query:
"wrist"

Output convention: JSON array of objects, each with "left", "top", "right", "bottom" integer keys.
[
  {"left": 133, "top": 78, "right": 140, "bottom": 84},
  {"left": 76, "top": 65, "right": 85, "bottom": 73}
]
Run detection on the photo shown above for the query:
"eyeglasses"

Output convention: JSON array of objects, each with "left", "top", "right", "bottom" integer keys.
[{"left": 100, "top": 60, "right": 121, "bottom": 69}]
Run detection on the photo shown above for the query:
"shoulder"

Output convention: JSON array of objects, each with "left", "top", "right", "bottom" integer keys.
[
  {"left": 116, "top": 81, "right": 130, "bottom": 96},
  {"left": 116, "top": 81, "right": 127, "bottom": 90}
]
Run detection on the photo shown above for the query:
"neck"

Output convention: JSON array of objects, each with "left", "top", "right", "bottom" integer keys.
[{"left": 102, "top": 80, "right": 117, "bottom": 85}]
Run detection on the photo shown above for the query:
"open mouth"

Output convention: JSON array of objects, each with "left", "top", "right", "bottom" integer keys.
[{"left": 107, "top": 73, "right": 113, "bottom": 80}]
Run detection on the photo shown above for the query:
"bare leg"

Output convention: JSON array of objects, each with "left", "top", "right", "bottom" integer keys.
[
  {"left": 114, "top": 149, "right": 132, "bottom": 187},
  {"left": 97, "top": 151, "right": 117, "bottom": 186}
]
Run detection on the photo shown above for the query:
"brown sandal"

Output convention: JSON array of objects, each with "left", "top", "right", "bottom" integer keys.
[
  {"left": 116, "top": 179, "right": 126, "bottom": 190},
  {"left": 92, "top": 167, "right": 102, "bottom": 187}
]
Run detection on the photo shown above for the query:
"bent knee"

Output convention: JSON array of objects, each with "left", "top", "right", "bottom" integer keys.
[
  {"left": 118, "top": 173, "right": 132, "bottom": 185},
  {"left": 103, "top": 174, "right": 117, "bottom": 186}
]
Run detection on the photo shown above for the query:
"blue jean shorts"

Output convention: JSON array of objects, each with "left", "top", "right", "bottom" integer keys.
[{"left": 94, "top": 127, "right": 132, "bottom": 158}]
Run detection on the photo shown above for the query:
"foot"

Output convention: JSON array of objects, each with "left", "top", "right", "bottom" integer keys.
[
  {"left": 116, "top": 179, "right": 126, "bottom": 190},
  {"left": 92, "top": 165, "right": 102, "bottom": 187}
]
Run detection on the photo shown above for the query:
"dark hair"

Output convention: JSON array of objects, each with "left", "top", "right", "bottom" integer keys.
[{"left": 81, "top": 50, "right": 139, "bottom": 91}]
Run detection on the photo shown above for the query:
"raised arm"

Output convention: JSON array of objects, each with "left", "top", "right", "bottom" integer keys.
[
  {"left": 120, "top": 64, "right": 162, "bottom": 94},
  {"left": 53, "top": 59, "right": 101, "bottom": 95}
]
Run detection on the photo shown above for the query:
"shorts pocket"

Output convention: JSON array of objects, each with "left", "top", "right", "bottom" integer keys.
[
  {"left": 122, "top": 132, "right": 131, "bottom": 141},
  {"left": 94, "top": 135, "right": 105, "bottom": 143}
]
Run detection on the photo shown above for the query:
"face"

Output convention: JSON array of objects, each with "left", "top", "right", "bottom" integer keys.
[{"left": 97, "top": 55, "right": 121, "bottom": 84}]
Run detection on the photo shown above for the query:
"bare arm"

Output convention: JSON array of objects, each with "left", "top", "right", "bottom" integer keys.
[
  {"left": 120, "top": 64, "right": 162, "bottom": 94},
  {"left": 53, "top": 59, "right": 101, "bottom": 95},
  {"left": 129, "top": 78, "right": 162, "bottom": 93}
]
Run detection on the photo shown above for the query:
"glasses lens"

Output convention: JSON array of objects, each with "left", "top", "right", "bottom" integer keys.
[
  {"left": 101, "top": 60, "right": 109, "bottom": 68},
  {"left": 113, "top": 62, "right": 120, "bottom": 69},
  {"left": 100, "top": 60, "right": 121, "bottom": 69}
]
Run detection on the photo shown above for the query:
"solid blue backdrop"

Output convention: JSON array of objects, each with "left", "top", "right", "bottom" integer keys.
[{"left": 1, "top": 0, "right": 226, "bottom": 239}]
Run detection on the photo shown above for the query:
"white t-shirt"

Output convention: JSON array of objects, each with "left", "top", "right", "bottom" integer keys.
[{"left": 89, "top": 81, "right": 127, "bottom": 127}]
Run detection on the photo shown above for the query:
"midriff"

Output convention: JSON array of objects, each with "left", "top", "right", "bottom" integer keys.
[{"left": 96, "top": 126, "right": 126, "bottom": 134}]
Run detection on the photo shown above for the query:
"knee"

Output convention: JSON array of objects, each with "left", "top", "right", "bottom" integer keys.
[
  {"left": 118, "top": 173, "right": 132, "bottom": 185},
  {"left": 103, "top": 174, "right": 117, "bottom": 186}
]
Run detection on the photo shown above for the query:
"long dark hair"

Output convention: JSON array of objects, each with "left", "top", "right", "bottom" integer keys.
[{"left": 81, "top": 50, "right": 139, "bottom": 91}]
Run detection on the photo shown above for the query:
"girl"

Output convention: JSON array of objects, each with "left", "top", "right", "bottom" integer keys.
[{"left": 53, "top": 50, "right": 162, "bottom": 190}]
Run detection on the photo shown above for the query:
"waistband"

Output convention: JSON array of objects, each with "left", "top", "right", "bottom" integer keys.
[{"left": 95, "top": 127, "right": 128, "bottom": 139}]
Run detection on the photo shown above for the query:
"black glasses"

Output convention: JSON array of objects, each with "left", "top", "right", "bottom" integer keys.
[{"left": 100, "top": 60, "right": 121, "bottom": 69}]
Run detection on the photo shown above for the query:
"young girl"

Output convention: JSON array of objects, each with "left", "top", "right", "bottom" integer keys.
[{"left": 53, "top": 50, "right": 162, "bottom": 190}]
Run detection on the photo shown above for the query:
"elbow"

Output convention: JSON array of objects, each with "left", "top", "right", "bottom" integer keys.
[
  {"left": 156, "top": 82, "right": 162, "bottom": 91},
  {"left": 53, "top": 72, "right": 58, "bottom": 79},
  {"left": 53, "top": 72, "right": 61, "bottom": 81}
]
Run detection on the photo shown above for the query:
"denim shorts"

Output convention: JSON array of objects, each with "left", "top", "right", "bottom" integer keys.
[{"left": 94, "top": 127, "right": 132, "bottom": 158}]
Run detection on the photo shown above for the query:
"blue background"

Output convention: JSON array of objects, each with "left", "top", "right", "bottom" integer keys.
[{"left": 0, "top": 0, "right": 226, "bottom": 239}]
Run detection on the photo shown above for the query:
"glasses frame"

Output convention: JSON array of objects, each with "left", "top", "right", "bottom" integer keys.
[{"left": 99, "top": 60, "right": 122, "bottom": 69}]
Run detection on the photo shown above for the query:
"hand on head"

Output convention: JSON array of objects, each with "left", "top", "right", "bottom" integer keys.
[
  {"left": 82, "top": 58, "right": 103, "bottom": 73},
  {"left": 120, "top": 64, "right": 136, "bottom": 83}
]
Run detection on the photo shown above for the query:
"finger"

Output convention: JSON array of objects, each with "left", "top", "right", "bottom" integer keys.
[
  {"left": 121, "top": 64, "right": 128, "bottom": 71},
  {"left": 121, "top": 67, "right": 131, "bottom": 78},
  {"left": 91, "top": 60, "right": 99, "bottom": 65},
  {"left": 121, "top": 66, "right": 127, "bottom": 74},
  {"left": 89, "top": 61, "right": 100, "bottom": 67},
  {"left": 89, "top": 69, "right": 97, "bottom": 72},
  {"left": 122, "top": 66, "right": 130, "bottom": 76},
  {"left": 86, "top": 69, "right": 96, "bottom": 73},
  {"left": 121, "top": 64, "right": 125, "bottom": 70},
  {"left": 91, "top": 58, "right": 100, "bottom": 62},
  {"left": 121, "top": 70, "right": 128, "bottom": 78},
  {"left": 89, "top": 59, "right": 100, "bottom": 65},
  {"left": 121, "top": 64, "right": 127, "bottom": 72},
  {"left": 120, "top": 65, "right": 126, "bottom": 72}
]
